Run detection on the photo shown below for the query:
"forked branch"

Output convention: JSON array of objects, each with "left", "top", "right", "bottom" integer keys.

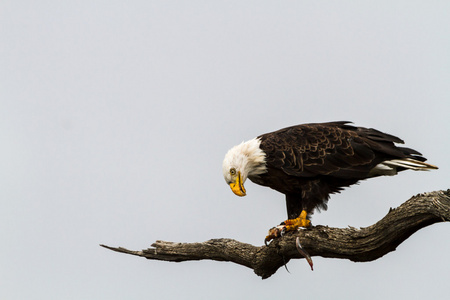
[{"left": 101, "top": 190, "right": 449, "bottom": 279}]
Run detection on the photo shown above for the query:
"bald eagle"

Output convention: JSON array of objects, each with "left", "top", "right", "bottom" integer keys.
[{"left": 222, "top": 121, "right": 438, "bottom": 242}]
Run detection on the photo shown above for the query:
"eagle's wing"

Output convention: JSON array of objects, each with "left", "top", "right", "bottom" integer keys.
[{"left": 259, "top": 122, "right": 418, "bottom": 178}]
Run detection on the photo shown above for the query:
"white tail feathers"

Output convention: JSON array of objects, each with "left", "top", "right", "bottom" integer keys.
[
  {"left": 369, "top": 158, "right": 438, "bottom": 176},
  {"left": 383, "top": 158, "right": 438, "bottom": 171}
]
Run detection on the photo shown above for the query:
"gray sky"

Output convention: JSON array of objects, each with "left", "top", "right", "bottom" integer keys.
[{"left": 1, "top": 1, "right": 449, "bottom": 299}]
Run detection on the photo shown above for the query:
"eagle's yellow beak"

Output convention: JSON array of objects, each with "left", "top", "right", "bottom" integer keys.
[{"left": 229, "top": 171, "right": 246, "bottom": 196}]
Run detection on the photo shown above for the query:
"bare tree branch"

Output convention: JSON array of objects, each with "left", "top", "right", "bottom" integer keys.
[{"left": 101, "top": 190, "right": 450, "bottom": 279}]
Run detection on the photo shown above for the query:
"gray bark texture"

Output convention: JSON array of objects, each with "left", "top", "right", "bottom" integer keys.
[{"left": 101, "top": 189, "right": 449, "bottom": 279}]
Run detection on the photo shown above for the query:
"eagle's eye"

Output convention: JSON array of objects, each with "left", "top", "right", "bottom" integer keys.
[{"left": 230, "top": 168, "right": 237, "bottom": 176}]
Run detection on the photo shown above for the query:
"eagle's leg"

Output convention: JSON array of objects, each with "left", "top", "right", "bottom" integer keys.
[{"left": 284, "top": 193, "right": 310, "bottom": 229}]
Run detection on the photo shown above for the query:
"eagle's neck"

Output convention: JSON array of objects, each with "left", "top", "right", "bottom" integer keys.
[{"left": 242, "top": 138, "right": 267, "bottom": 177}]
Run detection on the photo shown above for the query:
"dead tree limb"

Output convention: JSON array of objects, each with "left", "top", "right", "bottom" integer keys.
[{"left": 101, "top": 189, "right": 450, "bottom": 279}]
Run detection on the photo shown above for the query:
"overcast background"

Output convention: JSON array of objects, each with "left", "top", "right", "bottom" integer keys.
[{"left": 1, "top": 1, "right": 449, "bottom": 299}]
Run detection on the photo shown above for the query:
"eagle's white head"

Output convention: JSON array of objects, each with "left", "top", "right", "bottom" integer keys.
[{"left": 222, "top": 138, "right": 267, "bottom": 196}]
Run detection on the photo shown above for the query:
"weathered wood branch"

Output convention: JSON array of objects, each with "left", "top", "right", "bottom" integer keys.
[{"left": 101, "top": 190, "right": 450, "bottom": 279}]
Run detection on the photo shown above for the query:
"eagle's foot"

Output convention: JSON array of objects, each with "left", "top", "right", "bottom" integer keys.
[
  {"left": 264, "top": 210, "right": 311, "bottom": 245},
  {"left": 283, "top": 210, "right": 311, "bottom": 231}
]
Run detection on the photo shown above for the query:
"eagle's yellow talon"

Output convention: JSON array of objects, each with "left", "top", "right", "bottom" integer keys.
[{"left": 283, "top": 210, "right": 311, "bottom": 232}]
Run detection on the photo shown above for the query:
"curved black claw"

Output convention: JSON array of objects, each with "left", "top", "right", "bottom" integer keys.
[{"left": 296, "top": 237, "right": 313, "bottom": 271}]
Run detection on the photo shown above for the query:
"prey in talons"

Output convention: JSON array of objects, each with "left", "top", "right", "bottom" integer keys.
[
  {"left": 264, "top": 225, "right": 285, "bottom": 245},
  {"left": 264, "top": 210, "right": 312, "bottom": 245}
]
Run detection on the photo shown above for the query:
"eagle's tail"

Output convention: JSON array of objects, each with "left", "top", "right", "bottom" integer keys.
[
  {"left": 383, "top": 158, "right": 438, "bottom": 171},
  {"left": 369, "top": 158, "right": 438, "bottom": 176}
]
